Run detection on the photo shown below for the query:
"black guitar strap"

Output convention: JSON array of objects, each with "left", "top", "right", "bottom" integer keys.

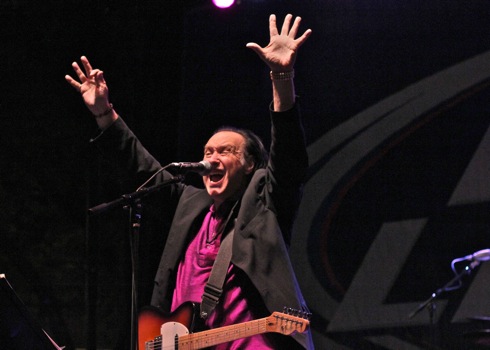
[
  {"left": 200, "top": 227, "right": 234, "bottom": 319},
  {"left": 200, "top": 199, "right": 240, "bottom": 320}
]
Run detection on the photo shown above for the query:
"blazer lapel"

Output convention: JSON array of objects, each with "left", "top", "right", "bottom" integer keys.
[{"left": 165, "top": 188, "right": 213, "bottom": 256}]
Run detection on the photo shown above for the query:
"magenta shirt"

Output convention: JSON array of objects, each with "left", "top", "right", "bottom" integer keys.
[{"left": 171, "top": 204, "right": 275, "bottom": 349}]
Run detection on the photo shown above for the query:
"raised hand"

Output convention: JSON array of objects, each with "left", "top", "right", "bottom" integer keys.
[
  {"left": 246, "top": 14, "right": 312, "bottom": 72},
  {"left": 65, "top": 56, "right": 116, "bottom": 128}
]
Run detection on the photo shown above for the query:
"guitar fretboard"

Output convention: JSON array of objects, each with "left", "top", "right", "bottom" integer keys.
[{"left": 178, "top": 318, "right": 268, "bottom": 349}]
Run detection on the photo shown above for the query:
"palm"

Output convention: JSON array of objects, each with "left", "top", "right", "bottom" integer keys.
[
  {"left": 262, "top": 36, "right": 299, "bottom": 71},
  {"left": 80, "top": 76, "right": 107, "bottom": 108}
]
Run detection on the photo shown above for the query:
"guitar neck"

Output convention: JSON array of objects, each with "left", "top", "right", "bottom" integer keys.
[{"left": 178, "top": 317, "right": 267, "bottom": 349}]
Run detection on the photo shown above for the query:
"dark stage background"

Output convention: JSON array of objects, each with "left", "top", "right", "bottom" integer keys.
[{"left": 1, "top": 0, "right": 490, "bottom": 349}]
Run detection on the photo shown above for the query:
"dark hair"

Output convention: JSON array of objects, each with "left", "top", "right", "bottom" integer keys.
[{"left": 213, "top": 126, "right": 268, "bottom": 172}]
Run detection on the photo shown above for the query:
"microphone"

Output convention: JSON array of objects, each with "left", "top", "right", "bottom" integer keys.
[
  {"left": 167, "top": 161, "right": 212, "bottom": 175},
  {"left": 464, "top": 249, "right": 490, "bottom": 262}
]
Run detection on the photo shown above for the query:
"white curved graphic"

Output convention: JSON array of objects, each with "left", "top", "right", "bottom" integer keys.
[{"left": 290, "top": 50, "right": 490, "bottom": 349}]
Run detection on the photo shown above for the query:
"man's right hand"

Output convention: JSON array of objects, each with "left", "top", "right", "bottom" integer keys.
[{"left": 65, "top": 56, "right": 117, "bottom": 129}]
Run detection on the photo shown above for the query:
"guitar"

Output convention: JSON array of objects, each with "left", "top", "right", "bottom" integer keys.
[{"left": 138, "top": 303, "right": 310, "bottom": 350}]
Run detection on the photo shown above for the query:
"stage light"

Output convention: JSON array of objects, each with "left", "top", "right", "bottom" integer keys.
[{"left": 212, "top": 0, "right": 235, "bottom": 9}]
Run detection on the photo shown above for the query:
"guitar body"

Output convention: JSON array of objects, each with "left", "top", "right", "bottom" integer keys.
[{"left": 138, "top": 302, "right": 197, "bottom": 350}]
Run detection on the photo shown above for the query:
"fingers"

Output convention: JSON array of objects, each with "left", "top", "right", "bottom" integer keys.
[
  {"left": 295, "top": 28, "right": 313, "bottom": 48},
  {"left": 272, "top": 14, "right": 311, "bottom": 42},
  {"left": 284, "top": 14, "right": 312, "bottom": 47},
  {"left": 71, "top": 61, "right": 87, "bottom": 83},
  {"left": 269, "top": 14, "right": 278, "bottom": 37},
  {"left": 245, "top": 42, "right": 266, "bottom": 63},
  {"left": 69, "top": 56, "right": 94, "bottom": 82},
  {"left": 65, "top": 56, "right": 106, "bottom": 93},
  {"left": 280, "top": 14, "right": 293, "bottom": 36},
  {"left": 288, "top": 16, "right": 301, "bottom": 38},
  {"left": 94, "top": 70, "right": 106, "bottom": 86},
  {"left": 80, "top": 56, "right": 93, "bottom": 76},
  {"left": 245, "top": 42, "right": 262, "bottom": 53},
  {"left": 65, "top": 74, "right": 81, "bottom": 92}
]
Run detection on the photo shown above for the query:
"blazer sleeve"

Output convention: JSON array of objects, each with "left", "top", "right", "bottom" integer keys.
[
  {"left": 267, "top": 103, "right": 309, "bottom": 245},
  {"left": 89, "top": 117, "right": 185, "bottom": 211}
]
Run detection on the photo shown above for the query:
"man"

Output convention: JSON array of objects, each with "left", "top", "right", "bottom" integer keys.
[{"left": 66, "top": 13, "right": 313, "bottom": 349}]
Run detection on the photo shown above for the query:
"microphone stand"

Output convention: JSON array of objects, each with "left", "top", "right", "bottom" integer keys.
[
  {"left": 88, "top": 175, "right": 184, "bottom": 350},
  {"left": 408, "top": 260, "right": 480, "bottom": 320},
  {"left": 408, "top": 260, "right": 480, "bottom": 348}
]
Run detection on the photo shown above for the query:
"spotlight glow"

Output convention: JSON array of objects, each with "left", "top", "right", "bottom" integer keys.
[{"left": 212, "top": 0, "right": 235, "bottom": 8}]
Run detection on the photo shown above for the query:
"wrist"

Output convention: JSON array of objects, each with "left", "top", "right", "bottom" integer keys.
[
  {"left": 95, "top": 103, "right": 114, "bottom": 118},
  {"left": 269, "top": 70, "right": 295, "bottom": 81}
]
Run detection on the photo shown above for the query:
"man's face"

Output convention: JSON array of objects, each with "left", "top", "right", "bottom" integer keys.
[{"left": 202, "top": 131, "right": 254, "bottom": 206}]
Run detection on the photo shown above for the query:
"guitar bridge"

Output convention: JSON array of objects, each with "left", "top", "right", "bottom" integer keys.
[{"left": 145, "top": 335, "right": 161, "bottom": 350}]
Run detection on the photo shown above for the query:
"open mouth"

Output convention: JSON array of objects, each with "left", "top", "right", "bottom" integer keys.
[{"left": 209, "top": 173, "right": 224, "bottom": 183}]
